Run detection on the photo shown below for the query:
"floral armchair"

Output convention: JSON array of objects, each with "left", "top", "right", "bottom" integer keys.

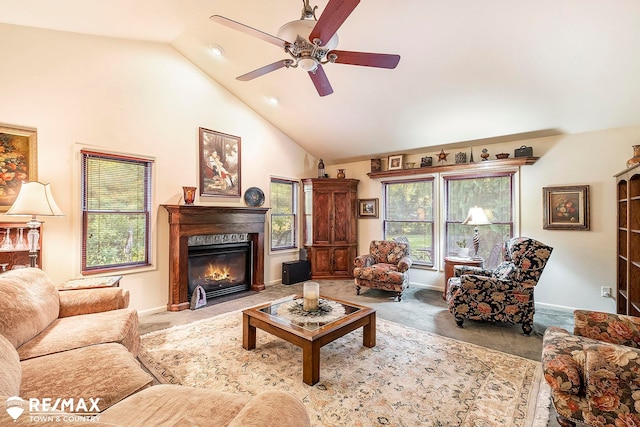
[
  {"left": 446, "top": 236, "right": 553, "bottom": 334},
  {"left": 353, "top": 240, "right": 412, "bottom": 301},
  {"left": 542, "top": 310, "right": 640, "bottom": 426}
]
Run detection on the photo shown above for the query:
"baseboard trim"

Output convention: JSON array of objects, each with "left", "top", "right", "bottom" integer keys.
[
  {"left": 534, "top": 301, "right": 576, "bottom": 313},
  {"left": 138, "top": 306, "right": 168, "bottom": 316}
]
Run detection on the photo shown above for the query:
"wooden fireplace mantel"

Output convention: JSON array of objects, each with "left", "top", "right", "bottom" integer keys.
[{"left": 162, "top": 205, "right": 269, "bottom": 311}]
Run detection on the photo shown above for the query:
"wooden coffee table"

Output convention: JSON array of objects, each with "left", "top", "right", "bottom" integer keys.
[{"left": 242, "top": 295, "right": 376, "bottom": 385}]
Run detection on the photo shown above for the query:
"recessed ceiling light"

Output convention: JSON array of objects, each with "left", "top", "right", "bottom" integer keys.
[
  {"left": 208, "top": 44, "right": 224, "bottom": 57},
  {"left": 267, "top": 96, "right": 279, "bottom": 106}
]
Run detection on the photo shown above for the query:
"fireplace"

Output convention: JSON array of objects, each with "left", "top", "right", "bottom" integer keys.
[
  {"left": 162, "top": 205, "right": 268, "bottom": 311},
  {"left": 187, "top": 236, "right": 252, "bottom": 301}
]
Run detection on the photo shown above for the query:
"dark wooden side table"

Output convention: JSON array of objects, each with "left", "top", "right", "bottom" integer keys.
[{"left": 443, "top": 257, "right": 483, "bottom": 300}]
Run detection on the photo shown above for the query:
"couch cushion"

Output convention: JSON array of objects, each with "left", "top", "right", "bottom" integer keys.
[
  {"left": 0, "top": 334, "right": 21, "bottom": 396},
  {"left": 18, "top": 308, "right": 140, "bottom": 360},
  {"left": 20, "top": 343, "right": 153, "bottom": 413},
  {"left": 0, "top": 268, "right": 60, "bottom": 348},
  {"left": 100, "top": 384, "right": 251, "bottom": 426},
  {"left": 228, "top": 390, "right": 311, "bottom": 427}
]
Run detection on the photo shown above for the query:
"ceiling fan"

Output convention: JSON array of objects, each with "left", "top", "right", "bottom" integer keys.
[{"left": 210, "top": 0, "right": 400, "bottom": 97}]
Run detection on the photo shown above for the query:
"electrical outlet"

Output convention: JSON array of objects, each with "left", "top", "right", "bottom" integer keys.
[{"left": 601, "top": 286, "right": 612, "bottom": 298}]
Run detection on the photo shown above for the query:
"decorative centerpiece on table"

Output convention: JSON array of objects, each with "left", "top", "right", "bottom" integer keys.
[{"left": 276, "top": 282, "right": 346, "bottom": 324}]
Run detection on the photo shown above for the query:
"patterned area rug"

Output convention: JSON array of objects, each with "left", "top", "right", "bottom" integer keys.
[{"left": 139, "top": 309, "right": 551, "bottom": 427}]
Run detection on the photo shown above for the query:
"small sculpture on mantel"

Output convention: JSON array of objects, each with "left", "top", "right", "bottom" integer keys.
[
  {"left": 480, "top": 148, "right": 490, "bottom": 161},
  {"left": 437, "top": 149, "right": 449, "bottom": 164}
]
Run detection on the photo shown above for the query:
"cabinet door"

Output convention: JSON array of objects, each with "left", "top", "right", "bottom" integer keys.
[
  {"left": 332, "top": 246, "right": 355, "bottom": 276},
  {"left": 312, "top": 191, "right": 331, "bottom": 244},
  {"left": 309, "top": 247, "right": 333, "bottom": 276},
  {"left": 332, "top": 190, "right": 352, "bottom": 245}
]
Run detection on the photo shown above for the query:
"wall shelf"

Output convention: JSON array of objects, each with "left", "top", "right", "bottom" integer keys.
[{"left": 367, "top": 157, "right": 539, "bottom": 179}]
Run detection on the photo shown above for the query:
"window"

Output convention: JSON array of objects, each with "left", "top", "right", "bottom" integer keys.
[
  {"left": 444, "top": 173, "right": 514, "bottom": 268},
  {"left": 270, "top": 178, "right": 298, "bottom": 251},
  {"left": 383, "top": 179, "right": 435, "bottom": 266},
  {"left": 81, "top": 150, "right": 152, "bottom": 273}
]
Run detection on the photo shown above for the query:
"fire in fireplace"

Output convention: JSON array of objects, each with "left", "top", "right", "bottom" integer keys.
[{"left": 187, "top": 236, "right": 253, "bottom": 302}]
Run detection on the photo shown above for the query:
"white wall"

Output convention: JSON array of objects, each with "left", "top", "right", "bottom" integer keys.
[
  {"left": 0, "top": 23, "right": 312, "bottom": 314},
  {"left": 2, "top": 23, "right": 637, "bottom": 315},
  {"left": 331, "top": 128, "right": 640, "bottom": 313}
]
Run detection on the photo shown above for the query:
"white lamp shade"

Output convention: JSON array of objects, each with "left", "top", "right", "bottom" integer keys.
[
  {"left": 6, "top": 182, "right": 64, "bottom": 217},
  {"left": 462, "top": 206, "right": 491, "bottom": 226},
  {"left": 277, "top": 19, "right": 339, "bottom": 50}
]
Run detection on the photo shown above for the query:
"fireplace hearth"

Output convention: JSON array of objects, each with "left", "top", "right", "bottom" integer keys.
[{"left": 162, "top": 205, "right": 268, "bottom": 311}]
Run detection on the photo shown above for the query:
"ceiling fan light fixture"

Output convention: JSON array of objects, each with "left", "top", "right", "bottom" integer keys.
[
  {"left": 298, "top": 57, "right": 318, "bottom": 72},
  {"left": 277, "top": 19, "right": 338, "bottom": 50}
]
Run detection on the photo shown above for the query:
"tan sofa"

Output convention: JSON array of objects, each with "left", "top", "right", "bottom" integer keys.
[{"left": 0, "top": 268, "right": 310, "bottom": 426}]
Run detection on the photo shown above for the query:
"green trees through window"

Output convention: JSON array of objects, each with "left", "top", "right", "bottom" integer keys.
[
  {"left": 383, "top": 180, "right": 435, "bottom": 266},
  {"left": 445, "top": 174, "right": 514, "bottom": 268},
  {"left": 383, "top": 172, "right": 515, "bottom": 268},
  {"left": 270, "top": 178, "right": 298, "bottom": 250},
  {"left": 81, "top": 151, "right": 152, "bottom": 272}
]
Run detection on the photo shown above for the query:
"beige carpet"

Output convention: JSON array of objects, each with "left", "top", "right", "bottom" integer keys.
[{"left": 139, "top": 308, "right": 551, "bottom": 427}]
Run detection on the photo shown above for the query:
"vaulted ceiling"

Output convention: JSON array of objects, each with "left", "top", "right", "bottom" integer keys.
[{"left": 2, "top": 0, "right": 639, "bottom": 163}]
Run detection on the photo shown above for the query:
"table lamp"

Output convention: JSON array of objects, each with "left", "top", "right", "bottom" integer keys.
[
  {"left": 6, "top": 182, "right": 64, "bottom": 268},
  {"left": 462, "top": 206, "right": 491, "bottom": 260}
]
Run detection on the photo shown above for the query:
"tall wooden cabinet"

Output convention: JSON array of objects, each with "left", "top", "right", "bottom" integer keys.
[
  {"left": 616, "top": 163, "right": 640, "bottom": 315},
  {"left": 302, "top": 178, "right": 359, "bottom": 279}
]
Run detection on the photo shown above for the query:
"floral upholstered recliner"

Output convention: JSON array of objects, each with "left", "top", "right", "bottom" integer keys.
[
  {"left": 542, "top": 310, "right": 640, "bottom": 426},
  {"left": 446, "top": 236, "right": 553, "bottom": 334},
  {"left": 353, "top": 240, "right": 412, "bottom": 301}
]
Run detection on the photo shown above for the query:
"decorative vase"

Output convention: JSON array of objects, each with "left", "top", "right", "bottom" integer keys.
[
  {"left": 337, "top": 169, "right": 346, "bottom": 179},
  {"left": 182, "top": 186, "right": 196, "bottom": 205},
  {"left": 627, "top": 145, "right": 640, "bottom": 168}
]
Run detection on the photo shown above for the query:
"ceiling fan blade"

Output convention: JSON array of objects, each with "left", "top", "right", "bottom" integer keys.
[
  {"left": 309, "top": 0, "right": 360, "bottom": 46},
  {"left": 210, "top": 15, "right": 289, "bottom": 48},
  {"left": 330, "top": 50, "right": 401, "bottom": 69},
  {"left": 237, "top": 60, "right": 292, "bottom": 81},
  {"left": 308, "top": 64, "right": 334, "bottom": 97}
]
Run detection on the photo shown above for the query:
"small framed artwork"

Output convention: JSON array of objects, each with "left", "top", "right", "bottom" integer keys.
[
  {"left": 388, "top": 154, "right": 404, "bottom": 171},
  {"left": 199, "top": 127, "right": 241, "bottom": 198},
  {"left": 543, "top": 185, "right": 590, "bottom": 230},
  {"left": 358, "top": 198, "right": 379, "bottom": 218},
  {"left": 0, "top": 124, "right": 37, "bottom": 212}
]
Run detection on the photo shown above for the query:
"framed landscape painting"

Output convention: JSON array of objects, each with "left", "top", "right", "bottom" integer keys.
[
  {"left": 543, "top": 185, "right": 590, "bottom": 230},
  {"left": 0, "top": 124, "right": 37, "bottom": 212},
  {"left": 198, "top": 127, "right": 241, "bottom": 198}
]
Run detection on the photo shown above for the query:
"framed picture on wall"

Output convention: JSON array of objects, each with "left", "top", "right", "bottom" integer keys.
[
  {"left": 543, "top": 185, "right": 590, "bottom": 230},
  {"left": 0, "top": 124, "right": 37, "bottom": 212},
  {"left": 199, "top": 127, "right": 241, "bottom": 198},
  {"left": 358, "top": 198, "right": 379, "bottom": 218}
]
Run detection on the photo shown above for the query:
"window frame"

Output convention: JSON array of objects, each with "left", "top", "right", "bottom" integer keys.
[
  {"left": 382, "top": 178, "right": 436, "bottom": 267},
  {"left": 269, "top": 177, "right": 299, "bottom": 252},
  {"left": 380, "top": 169, "right": 518, "bottom": 270},
  {"left": 80, "top": 150, "right": 153, "bottom": 274},
  {"left": 442, "top": 171, "right": 515, "bottom": 268}
]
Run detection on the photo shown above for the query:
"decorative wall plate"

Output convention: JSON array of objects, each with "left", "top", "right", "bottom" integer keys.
[{"left": 244, "top": 187, "right": 265, "bottom": 207}]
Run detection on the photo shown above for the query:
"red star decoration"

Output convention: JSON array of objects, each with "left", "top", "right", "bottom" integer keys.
[{"left": 437, "top": 149, "right": 449, "bottom": 163}]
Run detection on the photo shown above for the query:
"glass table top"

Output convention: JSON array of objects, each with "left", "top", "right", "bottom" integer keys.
[{"left": 259, "top": 297, "right": 362, "bottom": 331}]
